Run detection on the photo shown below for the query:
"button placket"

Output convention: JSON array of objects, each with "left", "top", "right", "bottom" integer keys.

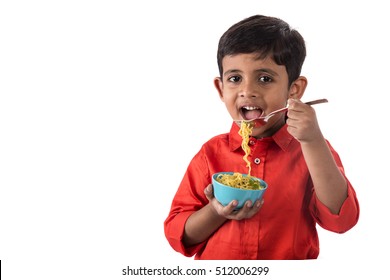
[{"left": 250, "top": 139, "right": 269, "bottom": 179}]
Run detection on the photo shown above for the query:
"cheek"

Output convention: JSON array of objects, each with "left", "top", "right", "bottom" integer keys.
[{"left": 222, "top": 95, "right": 237, "bottom": 107}]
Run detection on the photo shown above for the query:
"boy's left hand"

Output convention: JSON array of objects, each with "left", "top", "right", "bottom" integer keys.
[
  {"left": 286, "top": 98, "right": 323, "bottom": 143},
  {"left": 204, "top": 184, "right": 263, "bottom": 220}
]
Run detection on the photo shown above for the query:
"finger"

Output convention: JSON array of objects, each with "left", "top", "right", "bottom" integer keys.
[
  {"left": 235, "top": 200, "right": 254, "bottom": 219},
  {"left": 242, "top": 199, "right": 264, "bottom": 218},
  {"left": 204, "top": 184, "right": 214, "bottom": 201},
  {"left": 222, "top": 200, "right": 239, "bottom": 216},
  {"left": 286, "top": 113, "right": 299, "bottom": 129},
  {"left": 287, "top": 100, "right": 302, "bottom": 121},
  {"left": 229, "top": 199, "right": 260, "bottom": 220},
  {"left": 209, "top": 197, "right": 239, "bottom": 217},
  {"left": 287, "top": 98, "right": 301, "bottom": 110}
]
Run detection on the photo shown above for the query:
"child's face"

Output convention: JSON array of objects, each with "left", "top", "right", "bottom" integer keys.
[{"left": 214, "top": 53, "right": 303, "bottom": 138}]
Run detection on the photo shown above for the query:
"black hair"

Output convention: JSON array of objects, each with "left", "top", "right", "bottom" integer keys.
[{"left": 217, "top": 15, "right": 306, "bottom": 86}]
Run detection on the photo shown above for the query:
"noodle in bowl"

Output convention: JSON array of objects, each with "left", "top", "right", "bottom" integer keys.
[{"left": 212, "top": 172, "right": 268, "bottom": 209}]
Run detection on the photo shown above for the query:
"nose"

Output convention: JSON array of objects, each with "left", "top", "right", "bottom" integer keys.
[{"left": 239, "top": 82, "right": 258, "bottom": 98}]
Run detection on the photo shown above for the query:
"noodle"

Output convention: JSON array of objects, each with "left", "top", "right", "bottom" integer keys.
[
  {"left": 238, "top": 121, "right": 253, "bottom": 176},
  {"left": 216, "top": 172, "right": 262, "bottom": 190},
  {"left": 215, "top": 121, "right": 265, "bottom": 190}
]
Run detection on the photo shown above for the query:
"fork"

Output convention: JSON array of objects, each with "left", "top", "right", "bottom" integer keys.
[{"left": 235, "top": 98, "right": 328, "bottom": 127}]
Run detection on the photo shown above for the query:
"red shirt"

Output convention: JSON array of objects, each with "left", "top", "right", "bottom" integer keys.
[{"left": 164, "top": 123, "right": 359, "bottom": 260}]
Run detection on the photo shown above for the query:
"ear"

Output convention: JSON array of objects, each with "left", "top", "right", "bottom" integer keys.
[
  {"left": 214, "top": 77, "right": 224, "bottom": 101},
  {"left": 288, "top": 76, "right": 308, "bottom": 100}
]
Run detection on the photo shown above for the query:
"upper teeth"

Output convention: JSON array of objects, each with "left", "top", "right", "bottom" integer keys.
[{"left": 243, "top": 106, "right": 259, "bottom": 110}]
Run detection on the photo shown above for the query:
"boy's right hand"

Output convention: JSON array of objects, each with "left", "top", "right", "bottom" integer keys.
[{"left": 204, "top": 184, "right": 264, "bottom": 220}]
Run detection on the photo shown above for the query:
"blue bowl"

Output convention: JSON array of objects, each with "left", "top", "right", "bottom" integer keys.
[{"left": 212, "top": 172, "right": 268, "bottom": 209}]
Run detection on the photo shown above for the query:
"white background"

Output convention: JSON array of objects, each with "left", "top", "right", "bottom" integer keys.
[{"left": 1, "top": 0, "right": 388, "bottom": 279}]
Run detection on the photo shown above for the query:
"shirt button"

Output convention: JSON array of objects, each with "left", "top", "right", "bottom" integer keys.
[
  {"left": 249, "top": 140, "right": 256, "bottom": 145},
  {"left": 254, "top": 158, "right": 261, "bottom": 164}
]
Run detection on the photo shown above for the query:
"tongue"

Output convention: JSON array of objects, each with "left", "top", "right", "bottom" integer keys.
[{"left": 244, "top": 109, "right": 262, "bottom": 120}]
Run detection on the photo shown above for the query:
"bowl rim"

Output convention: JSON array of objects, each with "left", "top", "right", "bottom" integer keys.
[{"left": 212, "top": 172, "right": 268, "bottom": 191}]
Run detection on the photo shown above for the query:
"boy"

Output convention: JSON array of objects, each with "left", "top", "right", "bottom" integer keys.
[{"left": 164, "top": 15, "right": 359, "bottom": 260}]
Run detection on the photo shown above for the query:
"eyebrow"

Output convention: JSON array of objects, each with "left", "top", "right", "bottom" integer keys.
[{"left": 223, "top": 68, "right": 279, "bottom": 77}]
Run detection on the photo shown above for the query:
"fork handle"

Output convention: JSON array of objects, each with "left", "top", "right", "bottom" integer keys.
[
  {"left": 266, "top": 98, "right": 328, "bottom": 118},
  {"left": 305, "top": 98, "right": 328, "bottom": 106}
]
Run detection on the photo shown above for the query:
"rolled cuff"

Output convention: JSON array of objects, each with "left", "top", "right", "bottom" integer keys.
[
  {"left": 312, "top": 184, "right": 359, "bottom": 233},
  {"left": 164, "top": 211, "right": 207, "bottom": 257}
]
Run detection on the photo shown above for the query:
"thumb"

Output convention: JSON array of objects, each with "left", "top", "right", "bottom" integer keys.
[{"left": 204, "top": 184, "right": 214, "bottom": 201}]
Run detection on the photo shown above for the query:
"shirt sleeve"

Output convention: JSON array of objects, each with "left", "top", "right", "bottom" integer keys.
[
  {"left": 311, "top": 178, "right": 359, "bottom": 233},
  {"left": 164, "top": 147, "right": 210, "bottom": 257},
  {"left": 310, "top": 142, "right": 360, "bottom": 233}
]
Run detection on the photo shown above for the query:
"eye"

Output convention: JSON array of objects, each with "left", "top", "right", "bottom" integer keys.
[
  {"left": 227, "top": 75, "right": 241, "bottom": 83},
  {"left": 259, "top": 75, "right": 273, "bottom": 83}
]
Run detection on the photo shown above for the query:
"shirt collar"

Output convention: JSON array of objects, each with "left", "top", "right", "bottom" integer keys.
[{"left": 229, "top": 122, "right": 294, "bottom": 152}]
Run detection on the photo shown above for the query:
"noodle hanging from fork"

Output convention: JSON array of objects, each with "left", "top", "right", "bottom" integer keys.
[
  {"left": 238, "top": 121, "right": 253, "bottom": 176},
  {"left": 215, "top": 121, "right": 265, "bottom": 190}
]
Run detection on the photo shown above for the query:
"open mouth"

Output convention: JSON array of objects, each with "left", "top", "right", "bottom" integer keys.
[{"left": 240, "top": 106, "right": 263, "bottom": 120}]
